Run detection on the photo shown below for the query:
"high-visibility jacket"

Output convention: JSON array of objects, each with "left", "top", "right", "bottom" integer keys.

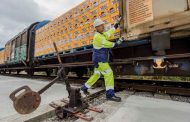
[{"left": 92, "top": 28, "right": 118, "bottom": 67}]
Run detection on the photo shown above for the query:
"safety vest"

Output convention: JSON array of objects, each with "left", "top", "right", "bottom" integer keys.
[{"left": 92, "top": 28, "right": 118, "bottom": 67}]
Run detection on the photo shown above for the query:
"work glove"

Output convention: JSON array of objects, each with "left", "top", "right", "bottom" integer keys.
[
  {"left": 114, "top": 17, "right": 122, "bottom": 29},
  {"left": 116, "top": 37, "right": 124, "bottom": 45}
]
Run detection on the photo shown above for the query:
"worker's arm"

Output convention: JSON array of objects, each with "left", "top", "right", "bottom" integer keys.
[
  {"left": 103, "top": 39, "right": 115, "bottom": 48},
  {"left": 93, "top": 34, "right": 115, "bottom": 49},
  {"left": 100, "top": 37, "right": 124, "bottom": 49},
  {"left": 104, "top": 17, "right": 121, "bottom": 40},
  {"left": 103, "top": 28, "right": 116, "bottom": 40},
  {"left": 114, "top": 17, "right": 122, "bottom": 29}
]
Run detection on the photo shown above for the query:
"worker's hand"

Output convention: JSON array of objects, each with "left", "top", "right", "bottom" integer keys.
[
  {"left": 114, "top": 17, "right": 122, "bottom": 29},
  {"left": 116, "top": 37, "right": 124, "bottom": 45}
]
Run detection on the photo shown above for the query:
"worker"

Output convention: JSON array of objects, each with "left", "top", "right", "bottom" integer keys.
[{"left": 81, "top": 18, "right": 124, "bottom": 102}]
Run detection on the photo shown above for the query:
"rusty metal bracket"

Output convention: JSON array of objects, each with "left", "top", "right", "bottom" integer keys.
[
  {"left": 50, "top": 98, "right": 103, "bottom": 121},
  {"left": 74, "top": 112, "right": 93, "bottom": 121}
]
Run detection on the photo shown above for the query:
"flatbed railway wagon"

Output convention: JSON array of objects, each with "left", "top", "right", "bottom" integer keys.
[{"left": 1, "top": 0, "right": 190, "bottom": 78}]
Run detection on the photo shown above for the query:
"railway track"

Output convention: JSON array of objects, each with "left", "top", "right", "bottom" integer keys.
[
  {"left": 1, "top": 73, "right": 190, "bottom": 97},
  {"left": 116, "top": 81, "right": 190, "bottom": 97}
]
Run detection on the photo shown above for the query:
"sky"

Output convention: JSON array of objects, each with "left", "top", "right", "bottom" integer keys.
[{"left": 0, "top": 0, "right": 85, "bottom": 48}]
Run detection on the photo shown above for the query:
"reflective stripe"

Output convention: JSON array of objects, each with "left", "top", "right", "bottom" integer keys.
[
  {"left": 94, "top": 70, "right": 101, "bottom": 75},
  {"left": 106, "top": 86, "right": 114, "bottom": 90},
  {"left": 93, "top": 46, "right": 102, "bottom": 49},
  {"left": 101, "top": 68, "right": 112, "bottom": 75},
  {"left": 112, "top": 43, "right": 115, "bottom": 47},
  {"left": 85, "top": 83, "right": 91, "bottom": 89},
  {"left": 105, "top": 68, "right": 112, "bottom": 73},
  {"left": 102, "top": 39, "right": 106, "bottom": 48},
  {"left": 107, "top": 33, "right": 111, "bottom": 38},
  {"left": 93, "top": 39, "right": 106, "bottom": 49}
]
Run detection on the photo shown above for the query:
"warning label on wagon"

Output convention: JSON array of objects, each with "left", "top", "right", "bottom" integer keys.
[{"left": 127, "top": 0, "right": 153, "bottom": 28}]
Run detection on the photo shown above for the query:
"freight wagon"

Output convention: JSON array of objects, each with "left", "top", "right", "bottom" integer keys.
[
  {"left": 0, "top": 48, "right": 5, "bottom": 65},
  {"left": 0, "top": 48, "right": 5, "bottom": 73},
  {"left": 0, "top": 21, "right": 50, "bottom": 74},
  {"left": 0, "top": 0, "right": 190, "bottom": 78}
]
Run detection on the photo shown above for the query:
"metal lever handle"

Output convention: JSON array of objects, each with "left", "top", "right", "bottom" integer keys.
[
  {"left": 38, "top": 42, "right": 71, "bottom": 95},
  {"left": 53, "top": 42, "right": 63, "bottom": 65},
  {"left": 37, "top": 42, "right": 68, "bottom": 95},
  {"left": 52, "top": 42, "right": 71, "bottom": 93},
  {"left": 38, "top": 76, "right": 60, "bottom": 94},
  {"left": 10, "top": 86, "right": 32, "bottom": 101}
]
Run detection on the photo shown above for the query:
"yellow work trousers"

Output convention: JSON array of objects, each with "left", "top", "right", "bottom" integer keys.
[{"left": 85, "top": 62, "right": 114, "bottom": 90}]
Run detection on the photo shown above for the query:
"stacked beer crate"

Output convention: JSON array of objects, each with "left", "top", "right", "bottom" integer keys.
[
  {"left": 0, "top": 49, "right": 5, "bottom": 65},
  {"left": 4, "top": 43, "right": 11, "bottom": 63},
  {"left": 34, "top": 0, "right": 120, "bottom": 57}
]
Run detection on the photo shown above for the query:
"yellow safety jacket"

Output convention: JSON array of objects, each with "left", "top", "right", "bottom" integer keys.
[{"left": 92, "top": 28, "right": 117, "bottom": 67}]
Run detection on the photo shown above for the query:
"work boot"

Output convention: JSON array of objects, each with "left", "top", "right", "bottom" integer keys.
[
  {"left": 106, "top": 89, "right": 121, "bottom": 102},
  {"left": 81, "top": 85, "right": 90, "bottom": 95},
  {"left": 107, "top": 95, "right": 121, "bottom": 102}
]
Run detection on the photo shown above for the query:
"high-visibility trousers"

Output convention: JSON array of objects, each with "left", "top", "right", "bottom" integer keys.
[{"left": 85, "top": 62, "right": 114, "bottom": 91}]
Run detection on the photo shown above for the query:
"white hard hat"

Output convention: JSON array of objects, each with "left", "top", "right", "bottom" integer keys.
[{"left": 93, "top": 18, "right": 105, "bottom": 28}]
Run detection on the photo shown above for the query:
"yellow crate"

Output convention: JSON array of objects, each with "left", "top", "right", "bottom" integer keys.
[
  {"left": 91, "top": 0, "right": 100, "bottom": 8},
  {"left": 73, "top": 29, "right": 82, "bottom": 40},
  {"left": 99, "top": 0, "right": 110, "bottom": 12},
  {"left": 110, "top": 0, "right": 119, "bottom": 7},
  {"left": 0, "top": 50, "right": 5, "bottom": 64},
  {"left": 73, "top": 8, "right": 80, "bottom": 18},
  {"left": 86, "top": 2, "right": 92, "bottom": 12},
  {"left": 84, "top": 36, "right": 92, "bottom": 46},
  {"left": 78, "top": 3, "right": 86, "bottom": 15},
  {"left": 74, "top": 17, "right": 81, "bottom": 24},
  {"left": 80, "top": 39, "right": 88, "bottom": 47},
  {"left": 101, "top": 16, "right": 111, "bottom": 24},
  {"left": 68, "top": 30, "right": 75, "bottom": 39},
  {"left": 90, "top": 7, "right": 99, "bottom": 18},
  {"left": 5, "top": 44, "right": 11, "bottom": 61},
  {"left": 64, "top": 43, "right": 72, "bottom": 51},
  {"left": 71, "top": 41, "right": 78, "bottom": 49},
  {"left": 60, "top": 42, "right": 66, "bottom": 51}
]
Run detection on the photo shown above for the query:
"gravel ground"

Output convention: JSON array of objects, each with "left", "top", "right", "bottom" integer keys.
[
  {"left": 170, "top": 95, "right": 190, "bottom": 103},
  {"left": 43, "top": 116, "right": 75, "bottom": 122}
]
